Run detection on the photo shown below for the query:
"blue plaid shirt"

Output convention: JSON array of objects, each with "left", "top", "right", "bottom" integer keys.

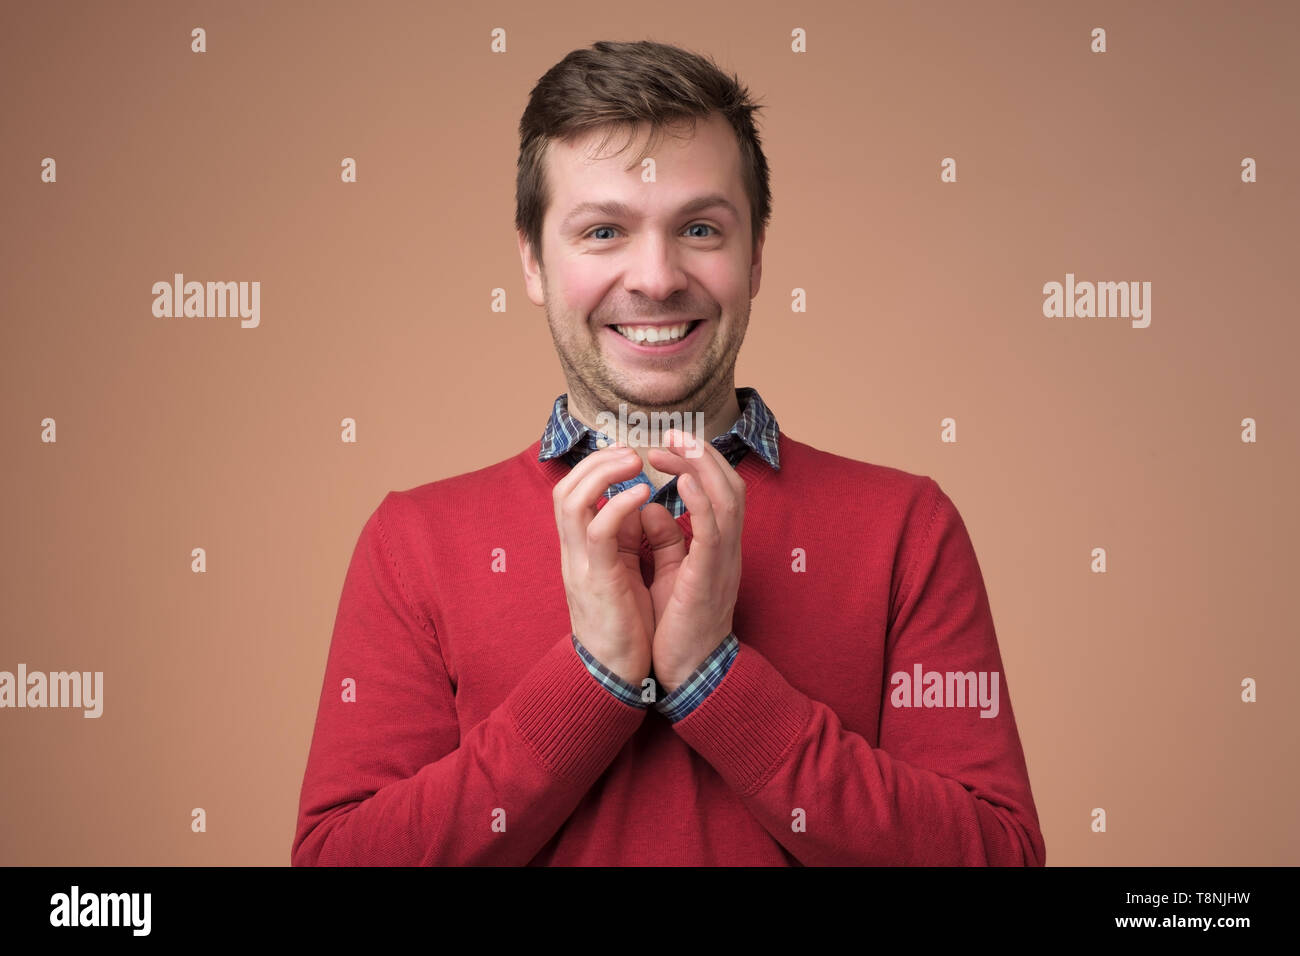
[{"left": 539, "top": 387, "right": 781, "bottom": 721}]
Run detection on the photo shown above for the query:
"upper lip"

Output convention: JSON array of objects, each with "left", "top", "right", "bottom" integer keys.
[{"left": 604, "top": 318, "right": 704, "bottom": 327}]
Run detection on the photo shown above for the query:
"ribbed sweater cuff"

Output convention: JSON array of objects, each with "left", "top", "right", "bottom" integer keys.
[
  {"left": 671, "top": 641, "right": 813, "bottom": 796},
  {"left": 507, "top": 632, "right": 647, "bottom": 783}
]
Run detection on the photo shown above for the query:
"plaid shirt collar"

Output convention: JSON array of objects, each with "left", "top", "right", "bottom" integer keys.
[{"left": 538, "top": 386, "right": 781, "bottom": 471}]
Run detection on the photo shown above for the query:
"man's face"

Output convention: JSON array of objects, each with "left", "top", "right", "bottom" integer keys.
[{"left": 518, "top": 111, "right": 764, "bottom": 414}]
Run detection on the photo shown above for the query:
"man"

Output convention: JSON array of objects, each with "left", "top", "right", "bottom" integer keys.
[{"left": 291, "top": 39, "right": 1045, "bottom": 866}]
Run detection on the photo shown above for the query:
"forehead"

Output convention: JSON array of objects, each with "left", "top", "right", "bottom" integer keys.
[{"left": 545, "top": 113, "right": 745, "bottom": 217}]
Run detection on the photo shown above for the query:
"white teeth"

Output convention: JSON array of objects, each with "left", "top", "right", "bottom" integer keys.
[{"left": 613, "top": 321, "right": 694, "bottom": 344}]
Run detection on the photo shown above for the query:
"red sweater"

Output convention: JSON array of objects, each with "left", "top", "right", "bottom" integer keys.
[{"left": 291, "top": 433, "right": 1045, "bottom": 865}]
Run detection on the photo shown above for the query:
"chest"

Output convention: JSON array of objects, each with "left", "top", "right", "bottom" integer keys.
[{"left": 430, "top": 514, "right": 892, "bottom": 746}]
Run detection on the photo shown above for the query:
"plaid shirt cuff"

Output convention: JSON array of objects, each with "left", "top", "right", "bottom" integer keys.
[
  {"left": 571, "top": 633, "right": 649, "bottom": 708},
  {"left": 654, "top": 633, "right": 738, "bottom": 724}
]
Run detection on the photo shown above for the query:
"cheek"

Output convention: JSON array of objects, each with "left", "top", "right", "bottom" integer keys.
[
  {"left": 696, "top": 258, "right": 747, "bottom": 307},
  {"left": 553, "top": 266, "right": 608, "bottom": 317}
]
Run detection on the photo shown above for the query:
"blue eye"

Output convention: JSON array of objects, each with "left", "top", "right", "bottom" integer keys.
[{"left": 583, "top": 223, "right": 718, "bottom": 240}]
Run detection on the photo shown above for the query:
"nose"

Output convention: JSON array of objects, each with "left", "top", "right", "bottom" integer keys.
[{"left": 622, "top": 233, "right": 689, "bottom": 302}]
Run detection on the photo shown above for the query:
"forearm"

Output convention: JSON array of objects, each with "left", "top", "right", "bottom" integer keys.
[
  {"left": 293, "top": 630, "right": 645, "bottom": 866},
  {"left": 672, "top": 641, "right": 1045, "bottom": 866}
]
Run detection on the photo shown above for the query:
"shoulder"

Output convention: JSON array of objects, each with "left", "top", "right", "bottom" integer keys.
[
  {"left": 773, "top": 432, "right": 968, "bottom": 577},
  {"left": 369, "top": 445, "right": 539, "bottom": 538},
  {"left": 776, "top": 431, "right": 941, "bottom": 515}
]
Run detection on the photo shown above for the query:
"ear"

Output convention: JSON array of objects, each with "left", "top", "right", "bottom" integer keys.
[
  {"left": 749, "top": 227, "right": 765, "bottom": 299},
  {"left": 517, "top": 229, "right": 545, "bottom": 307}
]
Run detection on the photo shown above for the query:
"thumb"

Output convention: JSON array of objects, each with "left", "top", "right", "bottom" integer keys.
[{"left": 639, "top": 501, "right": 686, "bottom": 574}]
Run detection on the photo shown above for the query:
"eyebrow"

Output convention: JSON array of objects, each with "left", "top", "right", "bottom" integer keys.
[{"left": 560, "top": 194, "right": 740, "bottom": 231}]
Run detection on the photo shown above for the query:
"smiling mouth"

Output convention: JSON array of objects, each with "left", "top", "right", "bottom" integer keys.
[{"left": 608, "top": 319, "right": 703, "bottom": 346}]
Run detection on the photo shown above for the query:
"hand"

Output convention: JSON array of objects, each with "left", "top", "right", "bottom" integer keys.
[
  {"left": 638, "top": 429, "right": 745, "bottom": 693},
  {"left": 553, "top": 444, "right": 655, "bottom": 685}
]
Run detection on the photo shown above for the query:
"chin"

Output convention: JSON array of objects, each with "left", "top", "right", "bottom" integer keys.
[{"left": 608, "top": 379, "right": 709, "bottom": 409}]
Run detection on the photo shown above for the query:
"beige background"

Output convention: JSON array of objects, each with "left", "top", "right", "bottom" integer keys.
[{"left": 2, "top": 0, "right": 1297, "bottom": 865}]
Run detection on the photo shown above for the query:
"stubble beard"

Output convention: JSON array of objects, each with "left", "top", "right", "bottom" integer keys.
[{"left": 544, "top": 288, "right": 748, "bottom": 421}]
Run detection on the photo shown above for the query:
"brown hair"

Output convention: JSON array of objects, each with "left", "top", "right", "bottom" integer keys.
[{"left": 515, "top": 39, "right": 772, "bottom": 268}]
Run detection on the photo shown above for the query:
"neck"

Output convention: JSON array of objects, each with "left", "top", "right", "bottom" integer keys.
[{"left": 565, "top": 382, "right": 742, "bottom": 448}]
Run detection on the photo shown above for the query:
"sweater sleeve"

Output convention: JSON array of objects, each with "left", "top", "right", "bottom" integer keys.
[
  {"left": 291, "top": 492, "right": 647, "bottom": 866},
  {"left": 669, "top": 478, "right": 1046, "bottom": 866}
]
